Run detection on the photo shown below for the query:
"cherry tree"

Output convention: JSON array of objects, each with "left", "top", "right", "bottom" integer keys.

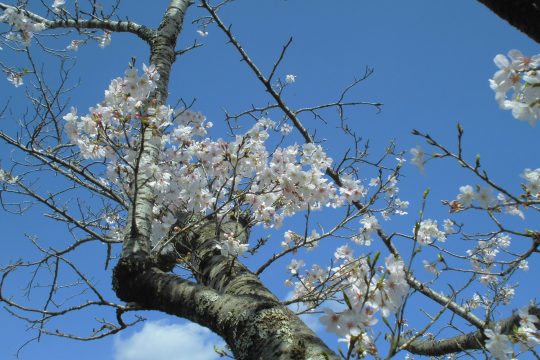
[{"left": 0, "top": 1, "right": 539, "bottom": 359}]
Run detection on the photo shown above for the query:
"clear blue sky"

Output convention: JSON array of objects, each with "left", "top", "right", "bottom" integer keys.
[{"left": 1, "top": 1, "right": 538, "bottom": 359}]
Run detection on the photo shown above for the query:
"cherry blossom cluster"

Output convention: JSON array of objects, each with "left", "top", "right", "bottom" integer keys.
[
  {"left": 514, "top": 308, "right": 540, "bottom": 356},
  {"left": 148, "top": 120, "right": 342, "bottom": 241},
  {"left": 62, "top": 65, "right": 414, "bottom": 357},
  {"left": 522, "top": 168, "right": 540, "bottom": 197},
  {"left": 6, "top": 71, "right": 23, "bottom": 87},
  {"left": 441, "top": 181, "right": 532, "bottom": 225},
  {"left": 215, "top": 232, "right": 249, "bottom": 257},
  {"left": 415, "top": 219, "right": 446, "bottom": 245},
  {"left": 309, "top": 254, "right": 410, "bottom": 356},
  {"left": 485, "top": 308, "right": 540, "bottom": 360},
  {"left": 457, "top": 184, "right": 493, "bottom": 208},
  {"left": 63, "top": 63, "right": 162, "bottom": 161},
  {"left": 0, "top": 7, "right": 48, "bottom": 87},
  {"left": 1, "top": 5, "right": 111, "bottom": 88},
  {"left": 0, "top": 7, "right": 46, "bottom": 45},
  {"left": 466, "top": 234, "right": 512, "bottom": 285},
  {"left": 453, "top": 183, "right": 527, "bottom": 219},
  {"left": 355, "top": 214, "right": 380, "bottom": 246},
  {"left": 490, "top": 50, "right": 540, "bottom": 125},
  {"left": 63, "top": 65, "right": 380, "bottom": 249},
  {"left": 0, "top": 168, "right": 18, "bottom": 184},
  {"left": 51, "top": 0, "right": 66, "bottom": 14},
  {"left": 286, "top": 242, "right": 409, "bottom": 355}
]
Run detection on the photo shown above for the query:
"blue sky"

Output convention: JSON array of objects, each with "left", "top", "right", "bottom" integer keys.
[{"left": 1, "top": 1, "right": 539, "bottom": 359}]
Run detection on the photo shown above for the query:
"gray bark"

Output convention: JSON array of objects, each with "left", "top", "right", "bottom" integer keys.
[
  {"left": 5, "top": 1, "right": 535, "bottom": 357},
  {"left": 111, "top": 1, "right": 340, "bottom": 358},
  {"left": 401, "top": 306, "right": 540, "bottom": 356},
  {"left": 114, "top": 216, "right": 339, "bottom": 359}
]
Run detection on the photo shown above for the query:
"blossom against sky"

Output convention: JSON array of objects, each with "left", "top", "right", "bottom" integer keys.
[{"left": 1, "top": 1, "right": 539, "bottom": 359}]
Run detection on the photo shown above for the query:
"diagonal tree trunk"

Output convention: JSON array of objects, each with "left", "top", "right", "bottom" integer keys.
[
  {"left": 114, "top": 216, "right": 340, "bottom": 359},
  {"left": 111, "top": 1, "right": 340, "bottom": 358},
  {"left": 2, "top": 1, "right": 538, "bottom": 358}
]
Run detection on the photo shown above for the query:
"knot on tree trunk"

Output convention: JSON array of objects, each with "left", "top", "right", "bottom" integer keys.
[{"left": 112, "top": 254, "right": 153, "bottom": 303}]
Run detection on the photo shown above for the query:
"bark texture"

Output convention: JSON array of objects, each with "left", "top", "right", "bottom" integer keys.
[
  {"left": 0, "top": 2, "right": 154, "bottom": 42},
  {"left": 477, "top": 0, "right": 540, "bottom": 43},
  {"left": 121, "top": 0, "right": 189, "bottom": 259},
  {"left": 113, "top": 216, "right": 339, "bottom": 359},
  {"left": 111, "top": 2, "right": 341, "bottom": 358},
  {"left": 401, "top": 307, "right": 540, "bottom": 356},
  {"left": 6, "top": 1, "right": 535, "bottom": 358}
]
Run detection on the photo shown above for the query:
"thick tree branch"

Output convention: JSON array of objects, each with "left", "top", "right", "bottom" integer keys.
[
  {"left": 114, "top": 230, "right": 340, "bottom": 360},
  {"left": 121, "top": 0, "right": 191, "bottom": 258},
  {"left": 402, "top": 306, "right": 540, "bottom": 356},
  {"left": 108, "top": 3, "right": 334, "bottom": 357},
  {"left": 0, "top": 2, "right": 155, "bottom": 42},
  {"left": 477, "top": 0, "right": 540, "bottom": 44},
  {"left": 204, "top": 0, "right": 489, "bottom": 334},
  {"left": 173, "top": 217, "right": 279, "bottom": 298}
]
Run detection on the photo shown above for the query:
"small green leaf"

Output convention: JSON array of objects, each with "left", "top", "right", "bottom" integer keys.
[
  {"left": 437, "top": 253, "right": 444, "bottom": 262},
  {"left": 372, "top": 251, "right": 381, "bottom": 267},
  {"left": 457, "top": 123, "right": 464, "bottom": 135},
  {"left": 343, "top": 291, "right": 352, "bottom": 310},
  {"left": 475, "top": 154, "right": 481, "bottom": 168}
]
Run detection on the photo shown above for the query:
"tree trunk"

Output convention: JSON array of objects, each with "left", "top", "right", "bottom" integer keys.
[
  {"left": 113, "top": 217, "right": 339, "bottom": 359},
  {"left": 477, "top": 0, "right": 540, "bottom": 43}
]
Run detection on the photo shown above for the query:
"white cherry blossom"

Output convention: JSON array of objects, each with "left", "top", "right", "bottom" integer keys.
[
  {"left": 475, "top": 185, "right": 495, "bottom": 209},
  {"left": 456, "top": 184, "right": 474, "bottom": 207},
  {"left": 416, "top": 219, "right": 446, "bottom": 245},
  {"left": 410, "top": 146, "right": 425, "bottom": 173},
  {"left": 484, "top": 324, "right": 513, "bottom": 360},
  {"left": 285, "top": 74, "right": 296, "bottom": 83},
  {"left": 490, "top": 50, "right": 540, "bottom": 125},
  {"left": 216, "top": 238, "right": 248, "bottom": 257},
  {"left": 52, "top": 0, "right": 66, "bottom": 13}
]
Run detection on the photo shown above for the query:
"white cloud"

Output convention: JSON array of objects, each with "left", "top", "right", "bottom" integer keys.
[{"left": 114, "top": 320, "right": 226, "bottom": 360}]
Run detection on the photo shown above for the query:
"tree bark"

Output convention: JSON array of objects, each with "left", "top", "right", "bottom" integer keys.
[
  {"left": 113, "top": 216, "right": 340, "bottom": 359},
  {"left": 109, "top": 1, "right": 340, "bottom": 356},
  {"left": 121, "top": 0, "right": 190, "bottom": 260},
  {"left": 7, "top": 0, "right": 536, "bottom": 357},
  {"left": 401, "top": 307, "right": 540, "bottom": 356},
  {"left": 477, "top": 0, "right": 540, "bottom": 43}
]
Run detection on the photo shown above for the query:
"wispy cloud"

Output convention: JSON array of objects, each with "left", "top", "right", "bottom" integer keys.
[{"left": 114, "top": 320, "right": 226, "bottom": 360}]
